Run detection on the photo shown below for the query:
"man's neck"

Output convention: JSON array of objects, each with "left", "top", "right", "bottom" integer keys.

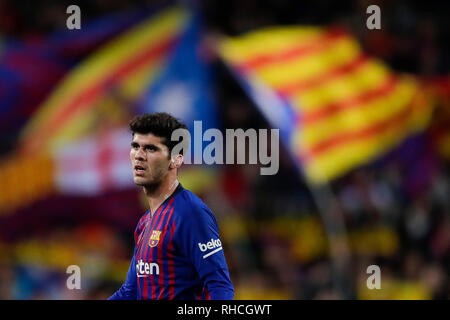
[{"left": 144, "top": 176, "right": 179, "bottom": 214}]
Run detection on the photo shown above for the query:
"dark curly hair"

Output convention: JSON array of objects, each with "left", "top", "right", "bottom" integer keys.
[{"left": 129, "top": 113, "right": 188, "bottom": 156}]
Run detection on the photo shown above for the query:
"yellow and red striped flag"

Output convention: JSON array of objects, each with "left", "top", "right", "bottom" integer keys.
[{"left": 219, "top": 26, "right": 433, "bottom": 183}]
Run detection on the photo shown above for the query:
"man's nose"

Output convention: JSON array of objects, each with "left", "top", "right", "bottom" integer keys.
[{"left": 135, "top": 148, "right": 146, "bottom": 160}]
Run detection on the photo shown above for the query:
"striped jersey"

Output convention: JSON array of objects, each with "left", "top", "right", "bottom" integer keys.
[{"left": 109, "top": 183, "right": 234, "bottom": 300}]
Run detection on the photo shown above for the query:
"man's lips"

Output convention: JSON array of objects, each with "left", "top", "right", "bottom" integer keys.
[{"left": 134, "top": 165, "right": 147, "bottom": 175}]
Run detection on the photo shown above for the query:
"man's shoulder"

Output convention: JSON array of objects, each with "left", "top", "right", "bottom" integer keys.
[
  {"left": 176, "top": 187, "right": 209, "bottom": 208},
  {"left": 175, "top": 187, "right": 214, "bottom": 219}
]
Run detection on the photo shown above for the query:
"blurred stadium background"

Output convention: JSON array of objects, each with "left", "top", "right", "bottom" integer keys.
[{"left": 0, "top": 0, "right": 449, "bottom": 299}]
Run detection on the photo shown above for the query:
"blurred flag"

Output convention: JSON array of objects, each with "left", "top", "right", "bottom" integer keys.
[
  {"left": 0, "top": 6, "right": 191, "bottom": 213},
  {"left": 138, "top": 13, "right": 219, "bottom": 163},
  {"left": 0, "top": 7, "right": 160, "bottom": 153},
  {"left": 0, "top": 39, "right": 67, "bottom": 151},
  {"left": 0, "top": 128, "right": 134, "bottom": 214},
  {"left": 19, "top": 6, "right": 190, "bottom": 155},
  {"left": 219, "top": 27, "right": 433, "bottom": 184},
  {"left": 46, "top": 6, "right": 164, "bottom": 62},
  {"left": 54, "top": 128, "right": 133, "bottom": 195}
]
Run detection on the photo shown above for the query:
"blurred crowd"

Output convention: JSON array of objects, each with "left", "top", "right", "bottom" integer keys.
[
  {"left": 0, "top": 0, "right": 449, "bottom": 299},
  {"left": 2, "top": 0, "right": 449, "bottom": 77}
]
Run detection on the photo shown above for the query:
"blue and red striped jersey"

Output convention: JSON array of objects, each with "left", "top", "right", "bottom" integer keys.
[{"left": 109, "top": 183, "right": 234, "bottom": 300}]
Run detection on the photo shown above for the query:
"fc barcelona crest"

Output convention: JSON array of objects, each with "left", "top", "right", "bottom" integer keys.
[{"left": 149, "top": 230, "right": 161, "bottom": 247}]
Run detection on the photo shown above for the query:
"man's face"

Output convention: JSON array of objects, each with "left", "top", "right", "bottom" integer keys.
[{"left": 130, "top": 133, "right": 171, "bottom": 187}]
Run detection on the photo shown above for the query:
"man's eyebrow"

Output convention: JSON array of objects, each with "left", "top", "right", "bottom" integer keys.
[
  {"left": 144, "top": 144, "right": 159, "bottom": 149},
  {"left": 131, "top": 142, "right": 159, "bottom": 149}
]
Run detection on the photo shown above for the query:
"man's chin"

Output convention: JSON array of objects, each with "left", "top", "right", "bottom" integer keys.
[
  {"left": 133, "top": 176, "right": 149, "bottom": 186},
  {"left": 134, "top": 176, "right": 160, "bottom": 188}
]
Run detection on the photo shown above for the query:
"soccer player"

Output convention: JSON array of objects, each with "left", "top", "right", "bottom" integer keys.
[{"left": 109, "top": 113, "right": 234, "bottom": 300}]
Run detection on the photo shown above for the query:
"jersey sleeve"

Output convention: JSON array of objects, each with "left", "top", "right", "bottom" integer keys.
[
  {"left": 177, "top": 204, "right": 234, "bottom": 300},
  {"left": 108, "top": 247, "right": 137, "bottom": 300}
]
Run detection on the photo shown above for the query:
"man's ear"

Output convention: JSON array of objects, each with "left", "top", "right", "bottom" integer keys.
[{"left": 170, "top": 154, "right": 183, "bottom": 169}]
